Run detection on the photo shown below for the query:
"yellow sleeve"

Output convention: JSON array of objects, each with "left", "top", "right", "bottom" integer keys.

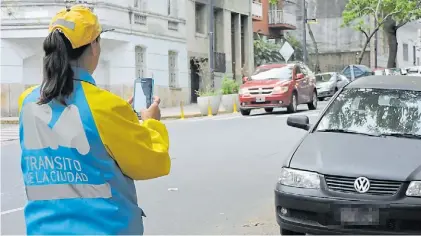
[
  {"left": 82, "top": 82, "right": 171, "bottom": 180},
  {"left": 18, "top": 86, "right": 39, "bottom": 113}
]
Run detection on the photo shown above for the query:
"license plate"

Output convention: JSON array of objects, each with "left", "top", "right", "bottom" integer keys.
[
  {"left": 340, "top": 207, "right": 379, "bottom": 225},
  {"left": 255, "top": 96, "right": 266, "bottom": 102}
]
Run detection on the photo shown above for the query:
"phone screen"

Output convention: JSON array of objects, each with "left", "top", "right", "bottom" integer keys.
[{"left": 133, "top": 78, "right": 154, "bottom": 113}]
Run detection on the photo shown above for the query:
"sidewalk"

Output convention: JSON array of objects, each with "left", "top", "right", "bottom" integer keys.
[{"left": 1, "top": 104, "right": 229, "bottom": 124}]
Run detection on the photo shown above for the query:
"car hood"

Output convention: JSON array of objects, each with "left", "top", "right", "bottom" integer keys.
[
  {"left": 289, "top": 132, "right": 421, "bottom": 181},
  {"left": 241, "top": 79, "right": 288, "bottom": 88}
]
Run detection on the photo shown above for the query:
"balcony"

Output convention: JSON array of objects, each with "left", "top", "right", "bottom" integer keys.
[
  {"left": 252, "top": 1, "right": 263, "bottom": 20},
  {"left": 268, "top": 10, "right": 296, "bottom": 30}
]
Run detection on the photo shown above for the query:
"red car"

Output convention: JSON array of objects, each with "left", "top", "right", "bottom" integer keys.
[{"left": 239, "top": 62, "right": 318, "bottom": 116}]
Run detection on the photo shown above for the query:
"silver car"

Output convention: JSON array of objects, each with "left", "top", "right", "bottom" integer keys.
[{"left": 315, "top": 72, "right": 349, "bottom": 101}]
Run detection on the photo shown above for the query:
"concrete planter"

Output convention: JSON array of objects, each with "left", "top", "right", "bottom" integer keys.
[
  {"left": 197, "top": 95, "right": 222, "bottom": 116},
  {"left": 221, "top": 94, "right": 240, "bottom": 113}
]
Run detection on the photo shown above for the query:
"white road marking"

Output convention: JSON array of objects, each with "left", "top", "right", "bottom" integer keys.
[
  {"left": 1, "top": 127, "right": 19, "bottom": 143},
  {"left": 1, "top": 207, "right": 24, "bottom": 215}
]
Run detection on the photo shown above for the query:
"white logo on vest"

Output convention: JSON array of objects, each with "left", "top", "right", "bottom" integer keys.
[{"left": 21, "top": 102, "right": 91, "bottom": 184}]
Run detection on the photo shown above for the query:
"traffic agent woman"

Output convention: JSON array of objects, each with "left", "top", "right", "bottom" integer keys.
[{"left": 18, "top": 5, "right": 171, "bottom": 235}]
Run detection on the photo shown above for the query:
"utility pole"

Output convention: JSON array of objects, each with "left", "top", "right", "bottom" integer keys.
[
  {"left": 374, "top": 18, "right": 378, "bottom": 68},
  {"left": 302, "top": 0, "right": 307, "bottom": 64},
  {"left": 208, "top": 0, "right": 215, "bottom": 87}
]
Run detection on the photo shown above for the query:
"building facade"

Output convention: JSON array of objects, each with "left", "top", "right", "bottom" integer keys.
[
  {"left": 252, "top": 0, "right": 296, "bottom": 41},
  {"left": 1, "top": 0, "right": 189, "bottom": 117},
  {"left": 186, "top": 0, "right": 254, "bottom": 103},
  {"left": 393, "top": 21, "right": 421, "bottom": 68}
]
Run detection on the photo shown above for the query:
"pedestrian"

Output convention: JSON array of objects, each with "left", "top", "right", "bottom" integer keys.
[{"left": 18, "top": 4, "right": 171, "bottom": 235}]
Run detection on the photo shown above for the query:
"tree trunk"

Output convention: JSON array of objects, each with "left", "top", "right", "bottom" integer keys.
[
  {"left": 384, "top": 18, "right": 398, "bottom": 68},
  {"left": 357, "top": 29, "right": 379, "bottom": 64},
  {"left": 307, "top": 23, "right": 321, "bottom": 73},
  {"left": 357, "top": 38, "right": 371, "bottom": 64}
]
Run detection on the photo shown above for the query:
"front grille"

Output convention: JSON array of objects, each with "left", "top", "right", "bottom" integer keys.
[
  {"left": 249, "top": 87, "right": 273, "bottom": 95},
  {"left": 324, "top": 175, "right": 402, "bottom": 196}
]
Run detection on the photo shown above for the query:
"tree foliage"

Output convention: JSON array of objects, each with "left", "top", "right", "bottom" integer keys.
[
  {"left": 342, "top": 0, "right": 421, "bottom": 64},
  {"left": 342, "top": 0, "right": 420, "bottom": 31},
  {"left": 253, "top": 37, "right": 283, "bottom": 66}
]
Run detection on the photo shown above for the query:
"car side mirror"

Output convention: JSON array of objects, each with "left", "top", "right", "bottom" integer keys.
[
  {"left": 287, "top": 115, "right": 310, "bottom": 131},
  {"left": 296, "top": 73, "right": 304, "bottom": 79},
  {"left": 242, "top": 77, "right": 248, "bottom": 84}
]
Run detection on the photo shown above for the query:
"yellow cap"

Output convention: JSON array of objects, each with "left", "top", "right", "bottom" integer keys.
[{"left": 49, "top": 5, "right": 105, "bottom": 49}]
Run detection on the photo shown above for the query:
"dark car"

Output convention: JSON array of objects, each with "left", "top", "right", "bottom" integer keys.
[
  {"left": 275, "top": 75, "right": 421, "bottom": 235},
  {"left": 341, "top": 64, "right": 374, "bottom": 81}
]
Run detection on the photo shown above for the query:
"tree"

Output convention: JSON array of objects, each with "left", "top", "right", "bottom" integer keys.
[
  {"left": 341, "top": 0, "right": 404, "bottom": 65},
  {"left": 382, "top": 1, "right": 421, "bottom": 68},
  {"left": 253, "top": 36, "right": 283, "bottom": 66}
]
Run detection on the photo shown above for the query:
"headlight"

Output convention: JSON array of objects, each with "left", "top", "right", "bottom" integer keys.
[
  {"left": 406, "top": 181, "right": 421, "bottom": 197},
  {"left": 272, "top": 86, "right": 288, "bottom": 94},
  {"left": 279, "top": 168, "right": 321, "bottom": 189},
  {"left": 239, "top": 88, "right": 249, "bottom": 95}
]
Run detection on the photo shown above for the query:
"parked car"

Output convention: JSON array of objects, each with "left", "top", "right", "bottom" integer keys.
[
  {"left": 385, "top": 68, "right": 404, "bottom": 75},
  {"left": 315, "top": 72, "right": 349, "bottom": 101},
  {"left": 341, "top": 64, "right": 374, "bottom": 81},
  {"left": 406, "top": 66, "right": 421, "bottom": 77},
  {"left": 238, "top": 62, "right": 317, "bottom": 116},
  {"left": 275, "top": 75, "right": 421, "bottom": 235}
]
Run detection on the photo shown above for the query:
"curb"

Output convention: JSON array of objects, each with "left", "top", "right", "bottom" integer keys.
[{"left": 1, "top": 110, "right": 235, "bottom": 124}]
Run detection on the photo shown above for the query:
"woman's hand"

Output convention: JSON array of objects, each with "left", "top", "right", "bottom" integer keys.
[
  {"left": 127, "top": 96, "right": 134, "bottom": 105},
  {"left": 140, "top": 96, "right": 161, "bottom": 121}
]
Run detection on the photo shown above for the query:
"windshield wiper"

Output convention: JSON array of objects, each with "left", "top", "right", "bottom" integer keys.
[
  {"left": 380, "top": 132, "right": 421, "bottom": 140},
  {"left": 317, "top": 129, "right": 380, "bottom": 137}
]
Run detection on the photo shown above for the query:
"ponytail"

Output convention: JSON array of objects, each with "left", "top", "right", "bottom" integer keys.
[{"left": 39, "top": 30, "right": 89, "bottom": 106}]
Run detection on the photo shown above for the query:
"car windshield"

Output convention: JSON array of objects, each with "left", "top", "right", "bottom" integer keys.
[
  {"left": 251, "top": 66, "right": 293, "bottom": 81},
  {"left": 315, "top": 88, "right": 421, "bottom": 137},
  {"left": 316, "top": 73, "right": 334, "bottom": 83}
]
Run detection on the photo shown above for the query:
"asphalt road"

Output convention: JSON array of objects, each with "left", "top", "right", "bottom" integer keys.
[{"left": 1, "top": 101, "right": 327, "bottom": 235}]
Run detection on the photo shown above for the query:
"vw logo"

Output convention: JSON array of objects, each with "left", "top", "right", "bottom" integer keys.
[{"left": 354, "top": 177, "right": 370, "bottom": 193}]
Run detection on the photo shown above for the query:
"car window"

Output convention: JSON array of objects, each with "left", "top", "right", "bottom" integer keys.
[
  {"left": 315, "top": 88, "right": 421, "bottom": 136},
  {"left": 295, "top": 66, "right": 302, "bottom": 75},
  {"left": 342, "top": 67, "right": 351, "bottom": 79},
  {"left": 316, "top": 73, "right": 333, "bottom": 82},
  {"left": 299, "top": 65, "right": 309, "bottom": 75},
  {"left": 250, "top": 66, "right": 294, "bottom": 81},
  {"left": 353, "top": 67, "right": 364, "bottom": 77}
]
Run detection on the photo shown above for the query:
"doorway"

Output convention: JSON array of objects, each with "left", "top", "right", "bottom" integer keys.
[{"left": 190, "top": 58, "right": 200, "bottom": 103}]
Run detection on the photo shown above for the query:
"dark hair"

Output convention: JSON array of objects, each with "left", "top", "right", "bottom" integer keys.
[{"left": 38, "top": 30, "right": 91, "bottom": 105}]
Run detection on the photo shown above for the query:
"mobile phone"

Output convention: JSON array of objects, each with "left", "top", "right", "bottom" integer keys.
[{"left": 133, "top": 78, "right": 154, "bottom": 114}]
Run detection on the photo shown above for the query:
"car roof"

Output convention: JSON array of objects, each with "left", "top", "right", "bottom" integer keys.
[{"left": 346, "top": 75, "right": 421, "bottom": 91}]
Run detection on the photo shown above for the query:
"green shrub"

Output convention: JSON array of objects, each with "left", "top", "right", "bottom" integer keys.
[
  {"left": 195, "top": 85, "right": 220, "bottom": 97},
  {"left": 221, "top": 76, "right": 240, "bottom": 95}
]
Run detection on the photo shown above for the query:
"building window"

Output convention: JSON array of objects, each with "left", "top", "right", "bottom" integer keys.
[
  {"left": 168, "top": 51, "right": 178, "bottom": 88},
  {"left": 403, "top": 43, "right": 409, "bottom": 61},
  {"left": 168, "top": 0, "right": 178, "bottom": 17},
  {"left": 195, "top": 2, "right": 205, "bottom": 34},
  {"left": 135, "top": 46, "right": 146, "bottom": 79}
]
